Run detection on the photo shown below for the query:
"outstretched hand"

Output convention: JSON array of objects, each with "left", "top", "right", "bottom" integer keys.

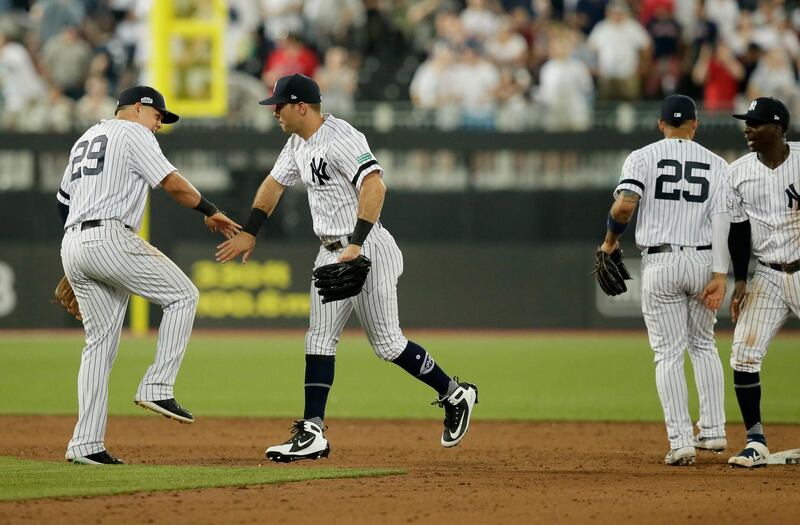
[
  {"left": 205, "top": 212, "right": 241, "bottom": 239},
  {"left": 216, "top": 232, "right": 256, "bottom": 264},
  {"left": 698, "top": 274, "right": 726, "bottom": 311}
]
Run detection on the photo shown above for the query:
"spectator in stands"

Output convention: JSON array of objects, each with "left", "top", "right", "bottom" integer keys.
[
  {"left": 691, "top": 39, "right": 743, "bottom": 111},
  {"left": 746, "top": 47, "right": 800, "bottom": 109},
  {"left": 261, "top": 32, "right": 318, "bottom": 91},
  {"left": 737, "top": 42, "right": 764, "bottom": 94},
  {"left": 303, "top": 0, "right": 365, "bottom": 52},
  {"left": 726, "top": 10, "right": 755, "bottom": 56},
  {"left": 485, "top": 15, "right": 529, "bottom": 67},
  {"left": 536, "top": 27, "right": 593, "bottom": 130},
  {"left": 587, "top": 0, "right": 651, "bottom": 102},
  {"left": 638, "top": 0, "right": 674, "bottom": 26},
  {"left": 40, "top": 25, "right": 92, "bottom": 99},
  {"left": 645, "top": 3, "right": 683, "bottom": 97},
  {"left": 75, "top": 75, "right": 116, "bottom": 128},
  {"left": 260, "top": 0, "right": 304, "bottom": 45},
  {"left": 495, "top": 65, "right": 532, "bottom": 130},
  {"left": 435, "top": 8, "right": 468, "bottom": 50},
  {"left": 20, "top": 84, "right": 73, "bottom": 132},
  {"left": 314, "top": 46, "right": 358, "bottom": 118},
  {"left": 409, "top": 41, "right": 459, "bottom": 112},
  {"left": 452, "top": 39, "right": 501, "bottom": 129},
  {"left": 570, "top": 0, "right": 609, "bottom": 35},
  {"left": 461, "top": 0, "right": 501, "bottom": 41},
  {"left": 30, "top": 0, "right": 85, "bottom": 48},
  {"left": 704, "top": 0, "right": 739, "bottom": 43},
  {"left": 0, "top": 29, "right": 46, "bottom": 129}
]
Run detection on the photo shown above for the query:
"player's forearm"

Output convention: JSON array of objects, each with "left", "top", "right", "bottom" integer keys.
[
  {"left": 711, "top": 212, "right": 731, "bottom": 274},
  {"left": 161, "top": 172, "right": 219, "bottom": 216},
  {"left": 602, "top": 193, "right": 638, "bottom": 247},
  {"left": 242, "top": 175, "right": 285, "bottom": 236},
  {"left": 728, "top": 220, "right": 751, "bottom": 282},
  {"left": 252, "top": 175, "right": 285, "bottom": 217}
]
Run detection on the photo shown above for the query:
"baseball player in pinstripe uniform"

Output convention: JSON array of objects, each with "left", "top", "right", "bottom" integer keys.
[
  {"left": 57, "top": 86, "right": 240, "bottom": 465},
  {"left": 216, "top": 74, "right": 478, "bottom": 462},
  {"left": 598, "top": 95, "right": 730, "bottom": 465},
  {"left": 726, "top": 97, "right": 796, "bottom": 468}
]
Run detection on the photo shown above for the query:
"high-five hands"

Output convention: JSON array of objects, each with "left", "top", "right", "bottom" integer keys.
[{"left": 216, "top": 232, "right": 256, "bottom": 264}]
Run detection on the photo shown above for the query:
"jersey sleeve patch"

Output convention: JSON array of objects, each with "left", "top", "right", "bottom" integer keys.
[{"left": 356, "top": 152, "right": 374, "bottom": 165}]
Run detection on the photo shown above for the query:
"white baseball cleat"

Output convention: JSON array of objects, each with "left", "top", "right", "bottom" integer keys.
[
  {"left": 665, "top": 446, "right": 696, "bottom": 466},
  {"left": 693, "top": 435, "right": 727, "bottom": 453},
  {"left": 434, "top": 379, "right": 479, "bottom": 448},
  {"left": 266, "top": 420, "right": 330, "bottom": 463},
  {"left": 728, "top": 441, "right": 769, "bottom": 468}
]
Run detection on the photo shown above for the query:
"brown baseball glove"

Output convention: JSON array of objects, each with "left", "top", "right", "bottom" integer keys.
[{"left": 54, "top": 275, "right": 82, "bottom": 320}]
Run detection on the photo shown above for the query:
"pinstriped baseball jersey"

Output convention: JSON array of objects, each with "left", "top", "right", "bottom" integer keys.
[
  {"left": 271, "top": 114, "right": 383, "bottom": 237},
  {"left": 56, "top": 119, "right": 176, "bottom": 231},
  {"left": 58, "top": 118, "right": 197, "bottom": 461},
  {"left": 727, "top": 142, "right": 800, "bottom": 263},
  {"left": 615, "top": 138, "right": 729, "bottom": 248}
]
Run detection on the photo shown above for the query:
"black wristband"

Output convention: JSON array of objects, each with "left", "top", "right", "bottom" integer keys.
[
  {"left": 350, "top": 218, "right": 374, "bottom": 246},
  {"left": 194, "top": 196, "right": 219, "bottom": 217},
  {"left": 243, "top": 207, "right": 268, "bottom": 236}
]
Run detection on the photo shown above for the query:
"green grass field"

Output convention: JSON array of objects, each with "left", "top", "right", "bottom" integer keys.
[
  {"left": 0, "top": 456, "right": 401, "bottom": 501},
  {"left": 1, "top": 331, "right": 798, "bottom": 422}
]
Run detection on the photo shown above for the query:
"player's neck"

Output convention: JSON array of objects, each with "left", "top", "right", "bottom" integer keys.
[
  {"left": 663, "top": 130, "right": 693, "bottom": 141},
  {"left": 757, "top": 142, "right": 789, "bottom": 170},
  {"left": 297, "top": 114, "right": 326, "bottom": 141}
]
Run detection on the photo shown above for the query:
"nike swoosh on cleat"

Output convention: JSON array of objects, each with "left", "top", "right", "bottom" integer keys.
[
  {"left": 297, "top": 437, "right": 314, "bottom": 448},
  {"left": 449, "top": 406, "right": 467, "bottom": 440}
]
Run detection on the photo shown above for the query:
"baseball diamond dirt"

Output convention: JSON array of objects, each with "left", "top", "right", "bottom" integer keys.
[{"left": 1, "top": 416, "right": 799, "bottom": 524}]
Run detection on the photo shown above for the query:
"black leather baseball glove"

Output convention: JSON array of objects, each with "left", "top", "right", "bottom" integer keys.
[
  {"left": 594, "top": 248, "right": 632, "bottom": 296},
  {"left": 312, "top": 255, "right": 372, "bottom": 303}
]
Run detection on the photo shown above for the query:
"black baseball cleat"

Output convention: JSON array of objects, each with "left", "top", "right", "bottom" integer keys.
[
  {"left": 434, "top": 378, "right": 479, "bottom": 448},
  {"left": 135, "top": 398, "right": 195, "bottom": 424},
  {"left": 69, "top": 450, "right": 125, "bottom": 465},
  {"left": 265, "top": 420, "right": 331, "bottom": 463}
]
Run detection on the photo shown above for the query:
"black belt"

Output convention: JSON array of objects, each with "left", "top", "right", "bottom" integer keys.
[
  {"left": 759, "top": 260, "right": 800, "bottom": 274},
  {"left": 646, "top": 244, "right": 711, "bottom": 254},
  {"left": 321, "top": 236, "right": 352, "bottom": 252},
  {"left": 79, "top": 220, "right": 131, "bottom": 231}
]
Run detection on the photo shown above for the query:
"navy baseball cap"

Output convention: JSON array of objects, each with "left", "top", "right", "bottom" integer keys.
[
  {"left": 115, "top": 86, "right": 179, "bottom": 124},
  {"left": 660, "top": 94, "right": 697, "bottom": 125},
  {"left": 259, "top": 74, "right": 321, "bottom": 105},
  {"left": 733, "top": 97, "right": 790, "bottom": 129}
]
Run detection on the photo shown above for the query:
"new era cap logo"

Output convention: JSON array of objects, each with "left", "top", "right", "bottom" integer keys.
[
  {"left": 141, "top": 97, "right": 153, "bottom": 103},
  {"left": 674, "top": 112, "right": 681, "bottom": 117},
  {"left": 290, "top": 94, "right": 297, "bottom": 100},
  {"left": 775, "top": 115, "right": 780, "bottom": 120}
]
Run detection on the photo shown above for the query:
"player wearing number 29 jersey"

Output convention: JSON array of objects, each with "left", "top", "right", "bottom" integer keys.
[
  {"left": 600, "top": 95, "right": 731, "bottom": 466},
  {"left": 56, "top": 86, "right": 239, "bottom": 465}
]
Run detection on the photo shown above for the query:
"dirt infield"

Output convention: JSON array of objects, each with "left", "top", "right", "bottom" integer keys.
[{"left": 1, "top": 416, "right": 799, "bottom": 524}]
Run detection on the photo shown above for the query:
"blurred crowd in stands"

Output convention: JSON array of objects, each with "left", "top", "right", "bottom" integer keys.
[{"left": 1, "top": 0, "right": 799, "bottom": 132}]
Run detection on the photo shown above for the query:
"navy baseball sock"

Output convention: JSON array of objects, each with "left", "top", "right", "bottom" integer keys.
[
  {"left": 391, "top": 341, "right": 454, "bottom": 396},
  {"left": 304, "top": 355, "right": 335, "bottom": 421},
  {"left": 733, "top": 370, "right": 765, "bottom": 444}
]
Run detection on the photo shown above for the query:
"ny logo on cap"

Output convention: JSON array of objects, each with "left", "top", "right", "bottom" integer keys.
[
  {"left": 674, "top": 112, "right": 682, "bottom": 117},
  {"left": 748, "top": 100, "right": 758, "bottom": 112}
]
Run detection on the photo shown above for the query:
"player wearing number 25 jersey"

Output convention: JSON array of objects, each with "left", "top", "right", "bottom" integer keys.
[
  {"left": 56, "top": 86, "right": 239, "bottom": 465},
  {"left": 599, "top": 95, "right": 730, "bottom": 465}
]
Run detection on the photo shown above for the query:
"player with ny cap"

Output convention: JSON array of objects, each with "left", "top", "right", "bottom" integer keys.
[
  {"left": 726, "top": 97, "right": 798, "bottom": 468},
  {"left": 216, "top": 74, "right": 478, "bottom": 462},
  {"left": 597, "top": 95, "right": 730, "bottom": 466},
  {"left": 56, "top": 86, "right": 240, "bottom": 465}
]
